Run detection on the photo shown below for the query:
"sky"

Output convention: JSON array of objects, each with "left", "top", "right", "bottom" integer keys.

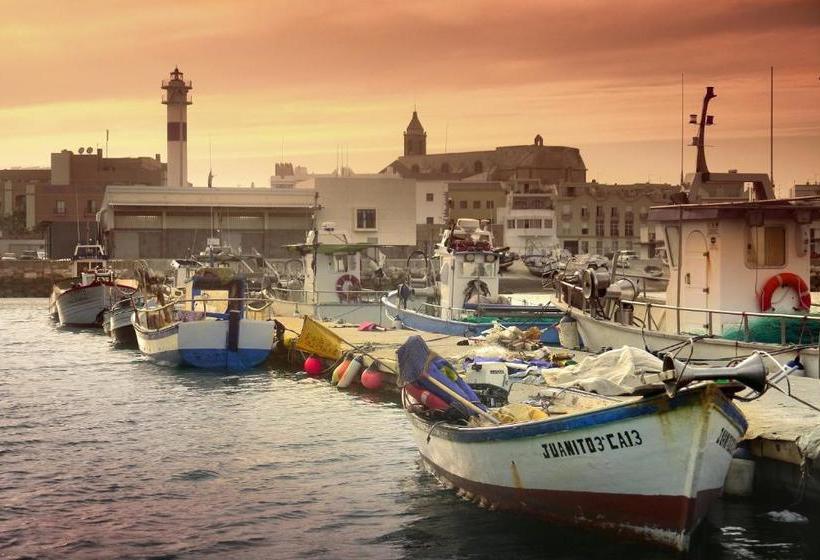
[{"left": 0, "top": 0, "right": 818, "bottom": 190}]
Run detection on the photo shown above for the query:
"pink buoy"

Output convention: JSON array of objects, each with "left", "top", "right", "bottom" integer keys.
[
  {"left": 360, "top": 361, "right": 384, "bottom": 390},
  {"left": 304, "top": 355, "right": 324, "bottom": 377}
]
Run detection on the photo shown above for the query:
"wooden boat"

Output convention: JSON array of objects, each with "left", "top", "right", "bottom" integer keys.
[
  {"left": 397, "top": 336, "right": 752, "bottom": 551},
  {"left": 383, "top": 219, "right": 563, "bottom": 343},
  {"left": 133, "top": 268, "right": 276, "bottom": 370},
  {"left": 552, "top": 87, "right": 820, "bottom": 379},
  {"left": 50, "top": 244, "right": 136, "bottom": 327},
  {"left": 104, "top": 294, "right": 142, "bottom": 346}
]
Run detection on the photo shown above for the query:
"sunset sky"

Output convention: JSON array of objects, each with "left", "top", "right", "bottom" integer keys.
[{"left": 1, "top": 0, "right": 818, "bottom": 190}]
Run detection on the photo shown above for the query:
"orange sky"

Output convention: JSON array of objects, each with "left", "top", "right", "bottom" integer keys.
[{"left": 1, "top": 0, "right": 818, "bottom": 190}]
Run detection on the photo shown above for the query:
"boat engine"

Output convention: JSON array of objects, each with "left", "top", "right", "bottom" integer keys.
[{"left": 465, "top": 361, "right": 511, "bottom": 408}]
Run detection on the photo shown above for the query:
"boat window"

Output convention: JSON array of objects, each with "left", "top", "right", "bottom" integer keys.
[
  {"left": 334, "top": 255, "right": 348, "bottom": 273},
  {"left": 746, "top": 225, "right": 786, "bottom": 268},
  {"left": 665, "top": 226, "right": 680, "bottom": 267}
]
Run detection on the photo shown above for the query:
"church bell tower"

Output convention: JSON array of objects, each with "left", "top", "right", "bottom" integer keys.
[{"left": 403, "top": 110, "right": 426, "bottom": 156}]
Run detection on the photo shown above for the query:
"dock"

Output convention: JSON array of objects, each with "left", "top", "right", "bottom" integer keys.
[{"left": 276, "top": 315, "right": 820, "bottom": 505}]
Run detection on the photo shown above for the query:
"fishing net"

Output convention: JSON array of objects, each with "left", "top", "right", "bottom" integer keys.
[{"left": 721, "top": 315, "right": 820, "bottom": 345}]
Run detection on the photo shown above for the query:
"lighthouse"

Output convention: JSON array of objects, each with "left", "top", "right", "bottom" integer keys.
[{"left": 162, "top": 67, "right": 192, "bottom": 187}]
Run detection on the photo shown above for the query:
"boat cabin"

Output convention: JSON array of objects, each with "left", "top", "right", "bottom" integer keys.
[
  {"left": 436, "top": 218, "right": 501, "bottom": 318},
  {"left": 71, "top": 243, "right": 110, "bottom": 278},
  {"left": 650, "top": 197, "right": 820, "bottom": 333}
]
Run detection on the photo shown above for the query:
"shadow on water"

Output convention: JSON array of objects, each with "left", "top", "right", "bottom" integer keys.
[{"left": 377, "top": 461, "right": 820, "bottom": 560}]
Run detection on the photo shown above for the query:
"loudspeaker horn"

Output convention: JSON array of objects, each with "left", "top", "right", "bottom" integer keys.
[{"left": 661, "top": 353, "right": 768, "bottom": 396}]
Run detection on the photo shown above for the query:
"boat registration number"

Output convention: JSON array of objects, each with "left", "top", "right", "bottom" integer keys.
[{"left": 540, "top": 429, "right": 643, "bottom": 460}]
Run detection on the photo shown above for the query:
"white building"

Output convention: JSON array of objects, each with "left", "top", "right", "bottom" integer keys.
[
  {"left": 310, "top": 175, "right": 417, "bottom": 247},
  {"left": 497, "top": 180, "right": 557, "bottom": 254}
]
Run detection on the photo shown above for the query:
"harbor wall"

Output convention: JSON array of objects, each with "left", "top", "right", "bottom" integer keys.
[{"left": 0, "top": 260, "right": 143, "bottom": 297}]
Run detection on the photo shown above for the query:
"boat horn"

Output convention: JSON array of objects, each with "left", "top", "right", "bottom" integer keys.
[{"left": 661, "top": 353, "right": 768, "bottom": 397}]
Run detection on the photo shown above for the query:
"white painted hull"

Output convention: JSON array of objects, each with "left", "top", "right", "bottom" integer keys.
[
  {"left": 554, "top": 300, "right": 820, "bottom": 379},
  {"left": 53, "top": 283, "right": 112, "bottom": 327},
  {"left": 266, "top": 296, "right": 388, "bottom": 325},
  {"left": 408, "top": 384, "right": 746, "bottom": 550},
  {"left": 135, "top": 317, "right": 276, "bottom": 371}
]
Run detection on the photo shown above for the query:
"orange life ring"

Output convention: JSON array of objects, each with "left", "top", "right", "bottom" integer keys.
[
  {"left": 759, "top": 272, "right": 811, "bottom": 312},
  {"left": 335, "top": 274, "right": 361, "bottom": 303}
]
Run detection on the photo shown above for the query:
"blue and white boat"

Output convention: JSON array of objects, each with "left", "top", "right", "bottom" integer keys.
[
  {"left": 383, "top": 218, "right": 563, "bottom": 343},
  {"left": 133, "top": 268, "right": 277, "bottom": 371}
]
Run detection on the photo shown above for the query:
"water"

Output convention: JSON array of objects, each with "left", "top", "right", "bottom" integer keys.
[{"left": 1, "top": 298, "right": 818, "bottom": 559}]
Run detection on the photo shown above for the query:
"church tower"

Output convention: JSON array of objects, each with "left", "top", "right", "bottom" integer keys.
[{"left": 403, "top": 110, "right": 426, "bottom": 156}]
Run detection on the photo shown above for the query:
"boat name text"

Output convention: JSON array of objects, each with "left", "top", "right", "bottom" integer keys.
[
  {"left": 540, "top": 430, "right": 643, "bottom": 460},
  {"left": 715, "top": 428, "right": 738, "bottom": 455}
]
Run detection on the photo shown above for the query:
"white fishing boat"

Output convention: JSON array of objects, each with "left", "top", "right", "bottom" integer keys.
[
  {"left": 383, "top": 218, "right": 563, "bottom": 343},
  {"left": 553, "top": 86, "right": 820, "bottom": 379},
  {"left": 397, "top": 335, "right": 757, "bottom": 551},
  {"left": 133, "top": 268, "right": 276, "bottom": 371},
  {"left": 50, "top": 244, "right": 136, "bottom": 327},
  {"left": 248, "top": 222, "right": 390, "bottom": 324}
]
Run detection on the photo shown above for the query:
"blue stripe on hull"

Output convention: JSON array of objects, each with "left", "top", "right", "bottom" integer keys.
[
  {"left": 397, "top": 310, "right": 560, "bottom": 344},
  {"left": 179, "top": 348, "right": 271, "bottom": 371},
  {"left": 409, "top": 384, "right": 747, "bottom": 444}
]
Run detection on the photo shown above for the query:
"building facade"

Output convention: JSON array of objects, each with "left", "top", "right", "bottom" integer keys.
[{"left": 552, "top": 182, "right": 676, "bottom": 256}]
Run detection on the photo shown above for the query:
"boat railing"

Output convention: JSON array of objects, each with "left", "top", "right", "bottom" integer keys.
[
  {"left": 266, "top": 287, "right": 390, "bottom": 306},
  {"left": 387, "top": 292, "right": 480, "bottom": 322},
  {"left": 134, "top": 296, "right": 265, "bottom": 330},
  {"left": 557, "top": 279, "right": 820, "bottom": 345}
]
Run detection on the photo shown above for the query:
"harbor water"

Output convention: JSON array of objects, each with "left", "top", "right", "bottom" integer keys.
[{"left": 1, "top": 298, "right": 818, "bottom": 559}]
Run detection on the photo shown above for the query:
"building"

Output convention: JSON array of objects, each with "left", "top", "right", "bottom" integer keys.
[
  {"left": 498, "top": 180, "right": 557, "bottom": 254},
  {"left": 37, "top": 148, "right": 166, "bottom": 257},
  {"left": 98, "top": 175, "right": 418, "bottom": 259},
  {"left": 1, "top": 168, "right": 50, "bottom": 233},
  {"left": 553, "top": 182, "right": 676, "bottom": 256},
  {"left": 415, "top": 181, "right": 448, "bottom": 253},
  {"left": 311, "top": 175, "right": 417, "bottom": 248},
  {"left": 384, "top": 112, "right": 586, "bottom": 185},
  {"left": 98, "top": 186, "right": 313, "bottom": 258}
]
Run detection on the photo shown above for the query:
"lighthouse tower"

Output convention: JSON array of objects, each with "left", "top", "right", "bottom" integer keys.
[{"left": 162, "top": 67, "right": 192, "bottom": 187}]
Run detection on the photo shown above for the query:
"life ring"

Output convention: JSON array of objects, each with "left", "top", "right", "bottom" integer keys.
[
  {"left": 759, "top": 272, "right": 811, "bottom": 312},
  {"left": 335, "top": 274, "right": 361, "bottom": 303}
]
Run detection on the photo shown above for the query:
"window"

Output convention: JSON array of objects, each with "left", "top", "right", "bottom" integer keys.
[
  {"left": 580, "top": 206, "right": 589, "bottom": 219},
  {"left": 610, "top": 207, "right": 620, "bottom": 237},
  {"left": 580, "top": 240, "right": 589, "bottom": 253},
  {"left": 55, "top": 200, "right": 66, "bottom": 216},
  {"left": 473, "top": 201, "right": 481, "bottom": 209},
  {"left": 581, "top": 225, "right": 589, "bottom": 235},
  {"left": 566, "top": 186, "right": 576, "bottom": 197},
  {"left": 595, "top": 206, "right": 605, "bottom": 237},
  {"left": 85, "top": 199, "right": 97, "bottom": 215},
  {"left": 595, "top": 240, "right": 603, "bottom": 255},
  {"left": 625, "top": 208, "right": 635, "bottom": 237},
  {"left": 459, "top": 200, "right": 467, "bottom": 209},
  {"left": 426, "top": 217, "right": 434, "bottom": 225},
  {"left": 561, "top": 204, "right": 571, "bottom": 217},
  {"left": 448, "top": 199, "right": 454, "bottom": 208},
  {"left": 334, "top": 255, "right": 349, "bottom": 273},
  {"left": 474, "top": 161, "right": 483, "bottom": 174},
  {"left": 486, "top": 200, "right": 494, "bottom": 209},
  {"left": 426, "top": 193, "right": 434, "bottom": 202},
  {"left": 355, "top": 208, "right": 376, "bottom": 230},
  {"left": 746, "top": 225, "right": 786, "bottom": 268},
  {"left": 516, "top": 219, "right": 542, "bottom": 229},
  {"left": 507, "top": 220, "right": 515, "bottom": 229},
  {"left": 543, "top": 219, "right": 553, "bottom": 229}
]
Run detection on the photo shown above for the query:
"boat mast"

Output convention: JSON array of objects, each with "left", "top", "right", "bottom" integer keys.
[{"left": 694, "top": 86, "right": 716, "bottom": 176}]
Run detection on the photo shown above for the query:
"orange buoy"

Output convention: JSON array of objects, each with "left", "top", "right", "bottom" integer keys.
[{"left": 759, "top": 272, "right": 811, "bottom": 312}]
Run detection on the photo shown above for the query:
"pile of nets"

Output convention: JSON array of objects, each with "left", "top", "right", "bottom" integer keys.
[{"left": 722, "top": 315, "right": 820, "bottom": 345}]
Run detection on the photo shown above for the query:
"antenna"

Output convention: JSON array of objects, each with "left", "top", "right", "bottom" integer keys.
[
  {"left": 770, "top": 66, "right": 774, "bottom": 187},
  {"left": 680, "top": 73, "right": 684, "bottom": 186},
  {"left": 105, "top": 129, "right": 109, "bottom": 157}
]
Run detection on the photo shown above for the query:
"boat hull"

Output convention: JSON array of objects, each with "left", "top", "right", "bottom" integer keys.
[
  {"left": 555, "top": 301, "right": 820, "bottom": 379},
  {"left": 107, "top": 305, "right": 137, "bottom": 346},
  {"left": 407, "top": 385, "right": 746, "bottom": 550},
  {"left": 53, "top": 283, "right": 112, "bottom": 327},
  {"left": 135, "top": 317, "right": 276, "bottom": 371},
  {"left": 383, "top": 293, "right": 561, "bottom": 344}
]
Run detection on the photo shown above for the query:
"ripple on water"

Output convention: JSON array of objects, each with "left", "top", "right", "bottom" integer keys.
[{"left": 0, "top": 299, "right": 818, "bottom": 560}]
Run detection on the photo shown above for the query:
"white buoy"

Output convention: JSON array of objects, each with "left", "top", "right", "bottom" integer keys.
[{"left": 337, "top": 355, "right": 364, "bottom": 388}]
